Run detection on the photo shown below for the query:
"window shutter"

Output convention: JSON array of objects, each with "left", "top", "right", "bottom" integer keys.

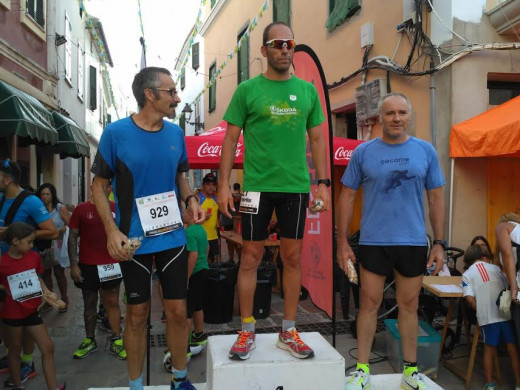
[
  {"left": 180, "top": 69, "right": 185, "bottom": 90},
  {"left": 179, "top": 114, "right": 186, "bottom": 134},
  {"left": 209, "top": 63, "right": 216, "bottom": 112},
  {"left": 237, "top": 30, "right": 249, "bottom": 85},
  {"left": 89, "top": 65, "right": 97, "bottom": 111},
  {"left": 192, "top": 42, "right": 200, "bottom": 70},
  {"left": 273, "top": 0, "right": 291, "bottom": 25}
]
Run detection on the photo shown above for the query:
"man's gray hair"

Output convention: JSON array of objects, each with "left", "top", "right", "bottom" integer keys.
[
  {"left": 132, "top": 67, "right": 171, "bottom": 109},
  {"left": 378, "top": 92, "right": 412, "bottom": 117}
]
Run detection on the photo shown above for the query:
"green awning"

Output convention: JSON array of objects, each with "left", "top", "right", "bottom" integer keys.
[
  {"left": 52, "top": 111, "right": 90, "bottom": 159},
  {"left": 0, "top": 80, "right": 58, "bottom": 145}
]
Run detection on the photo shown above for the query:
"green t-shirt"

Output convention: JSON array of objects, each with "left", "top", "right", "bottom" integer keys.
[
  {"left": 186, "top": 224, "right": 209, "bottom": 275},
  {"left": 223, "top": 74, "right": 325, "bottom": 192}
]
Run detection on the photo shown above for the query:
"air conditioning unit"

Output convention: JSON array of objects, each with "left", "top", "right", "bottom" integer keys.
[{"left": 355, "top": 78, "right": 387, "bottom": 124}]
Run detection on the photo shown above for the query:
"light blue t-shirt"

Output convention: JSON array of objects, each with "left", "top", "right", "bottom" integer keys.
[
  {"left": 0, "top": 193, "right": 50, "bottom": 252},
  {"left": 91, "top": 116, "right": 189, "bottom": 255},
  {"left": 341, "top": 137, "right": 445, "bottom": 246}
]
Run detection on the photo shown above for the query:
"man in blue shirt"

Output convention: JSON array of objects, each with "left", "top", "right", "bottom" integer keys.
[
  {"left": 338, "top": 93, "right": 446, "bottom": 390},
  {"left": 91, "top": 67, "right": 204, "bottom": 390}
]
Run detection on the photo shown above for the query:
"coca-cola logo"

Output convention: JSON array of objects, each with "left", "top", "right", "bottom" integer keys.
[
  {"left": 197, "top": 142, "right": 242, "bottom": 158},
  {"left": 334, "top": 146, "right": 353, "bottom": 161}
]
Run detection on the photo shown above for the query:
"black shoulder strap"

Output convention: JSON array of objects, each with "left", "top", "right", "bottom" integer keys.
[
  {"left": 4, "top": 190, "right": 34, "bottom": 226},
  {"left": 512, "top": 241, "right": 520, "bottom": 272}
]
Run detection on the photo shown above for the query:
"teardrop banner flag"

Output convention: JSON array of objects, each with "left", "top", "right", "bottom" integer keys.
[{"left": 293, "top": 45, "right": 334, "bottom": 318}]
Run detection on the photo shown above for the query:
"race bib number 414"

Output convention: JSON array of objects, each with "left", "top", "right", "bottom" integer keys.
[{"left": 7, "top": 269, "right": 42, "bottom": 302}]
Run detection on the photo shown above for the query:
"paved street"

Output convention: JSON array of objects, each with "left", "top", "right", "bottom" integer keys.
[{"left": 1, "top": 270, "right": 516, "bottom": 389}]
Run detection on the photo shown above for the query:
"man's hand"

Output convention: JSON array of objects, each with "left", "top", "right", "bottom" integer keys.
[
  {"left": 337, "top": 241, "right": 357, "bottom": 275},
  {"left": 70, "top": 264, "right": 83, "bottom": 283},
  {"left": 106, "top": 229, "right": 129, "bottom": 261},
  {"left": 313, "top": 185, "right": 330, "bottom": 212},
  {"left": 427, "top": 244, "right": 445, "bottom": 276},
  {"left": 218, "top": 185, "right": 234, "bottom": 218},
  {"left": 188, "top": 199, "right": 205, "bottom": 224}
]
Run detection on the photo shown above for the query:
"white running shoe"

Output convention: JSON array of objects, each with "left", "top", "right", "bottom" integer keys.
[
  {"left": 401, "top": 371, "right": 430, "bottom": 390},
  {"left": 345, "top": 369, "right": 370, "bottom": 390}
]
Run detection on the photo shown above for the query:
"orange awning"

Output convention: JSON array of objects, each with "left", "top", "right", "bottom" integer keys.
[{"left": 450, "top": 95, "right": 520, "bottom": 158}]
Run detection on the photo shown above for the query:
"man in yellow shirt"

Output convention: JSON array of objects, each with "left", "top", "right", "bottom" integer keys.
[{"left": 197, "top": 173, "right": 219, "bottom": 263}]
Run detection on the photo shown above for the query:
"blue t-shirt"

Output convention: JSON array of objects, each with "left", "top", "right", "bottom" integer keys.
[
  {"left": 91, "top": 116, "right": 189, "bottom": 255},
  {"left": 341, "top": 137, "right": 445, "bottom": 246},
  {"left": 0, "top": 193, "right": 50, "bottom": 252}
]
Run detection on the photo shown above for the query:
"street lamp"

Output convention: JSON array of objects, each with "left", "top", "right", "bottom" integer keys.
[{"left": 181, "top": 103, "right": 204, "bottom": 135}]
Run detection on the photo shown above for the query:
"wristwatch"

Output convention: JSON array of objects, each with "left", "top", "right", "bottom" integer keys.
[
  {"left": 432, "top": 239, "right": 448, "bottom": 249},
  {"left": 317, "top": 179, "right": 331, "bottom": 187}
]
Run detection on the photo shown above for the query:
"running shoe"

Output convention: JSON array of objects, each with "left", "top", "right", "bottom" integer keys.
[
  {"left": 109, "top": 337, "right": 127, "bottom": 360},
  {"left": 0, "top": 355, "right": 8, "bottom": 374},
  {"left": 170, "top": 378, "right": 196, "bottom": 390},
  {"left": 401, "top": 371, "right": 430, "bottom": 390},
  {"left": 163, "top": 348, "right": 192, "bottom": 373},
  {"left": 4, "top": 361, "right": 36, "bottom": 386},
  {"left": 482, "top": 383, "right": 496, "bottom": 390},
  {"left": 228, "top": 331, "right": 255, "bottom": 360},
  {"left": 345, "top": 369, "right": 370, "bottom": 390},
  {"left": 96, "top": 306, "right": 106, "bottom": 321},
  {"left": 189, "top": 331, "right": 208, "bottom": 347},
  {"left": 38, "top": 302, "right": 53, "bottom": 313},
  {"left": 276, "top": 327, "right": 314, "bottom": 359},
  {"left": 73, "top": 338, "right": 98, "bottom": 359}
]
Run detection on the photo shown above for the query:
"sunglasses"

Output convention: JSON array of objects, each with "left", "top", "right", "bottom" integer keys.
[
  {"left": 152, "top": 88, "right": 178, "bottom": 97},
  {"left": 265, "top": 39, "right": 296, "bottom": 50}
]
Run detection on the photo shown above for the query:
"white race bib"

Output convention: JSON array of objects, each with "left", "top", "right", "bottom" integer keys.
[
  {"left": 7, "top": 269, "right": 42, "bottom": 302},
  {"left": 97, "top": 263, "right": 123, "bottom": 282},
  {"left": 136, "top": 191, "right": 183, "bottom": 237},
  {"left": 239, "top": 191, "right": 260, "bottom": 214}
]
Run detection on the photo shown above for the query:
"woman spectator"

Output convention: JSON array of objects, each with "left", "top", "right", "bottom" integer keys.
[
  {"left": 468, "top": 235, "right": 494, "bottom": 269},
  {"left": 36, "top": 183, "right": 71, "bottom": 313},
  {"left": 495, "top": 212, "right": 520, "bottom": 344}
]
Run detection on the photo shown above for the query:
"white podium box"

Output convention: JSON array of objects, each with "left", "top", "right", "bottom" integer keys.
[
  {"left": 352, "top": 373, "right": 445, "bottom": 389},
  {"left": 207, "top": 332, "right": 345, "bottom": 390},
  {"left": 88, "top": 386, "right": 206, "bottom": 390}
]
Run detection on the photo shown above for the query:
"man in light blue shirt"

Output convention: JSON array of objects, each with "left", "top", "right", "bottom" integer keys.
[{"left": 338, "top": 93, "right": 446, "bottom": 390}]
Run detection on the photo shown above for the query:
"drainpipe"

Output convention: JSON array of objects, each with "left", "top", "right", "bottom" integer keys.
[{"left": 430, "top": 59, "right": 436, "bottom": 148}]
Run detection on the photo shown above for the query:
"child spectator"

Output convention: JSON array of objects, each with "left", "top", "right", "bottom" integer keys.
[
  {"left": 0, "top": 222, "right": 65, "bottom": 390},
  {"left": 462, "top": 243, "right": 520, "bottom": 390}
]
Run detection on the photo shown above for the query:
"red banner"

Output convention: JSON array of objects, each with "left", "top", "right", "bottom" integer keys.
[
  {"left": 293, "top": 47, "right": 334, "bottom": 317},
  {"left": 185, "top": 123, "right": 362, "bottom": 170}
]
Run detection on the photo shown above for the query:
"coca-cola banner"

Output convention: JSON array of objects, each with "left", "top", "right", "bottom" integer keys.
[{"left": 185, "top": 123, "right": 361, "bottom": 170}]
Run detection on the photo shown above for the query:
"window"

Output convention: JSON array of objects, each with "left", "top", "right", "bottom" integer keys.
[
  {"left": 273, "top": 0, "right": 291, "bottom": 25},
  {"left": 209, "top": 62, "right": 216, "bottom": 112},
  {"left": 488, "top": 80, "right": 520, "bottom": 105},
  {"left": 237, "top": 27, "right": 249, "bottom": 85},
  {"left": 192, "top": 42, "right": 200, "bottom": 70},
  {"left": 326, "top": 0, "right": 360, "bottom": 32},
  {"left": 65, "top": 14, "right": 72, "bottom": 85},
  {"left": 77, "top": 45, "right": 84, "bottom": 100},
  {"left": 89, "top": 65, "right": 97, "bottom": 111},
  {"left": 26, "top": 0, "right": 45, "bottom": 28},
  {"left": 99, "top": 84, "right": 104, "bottom": 124},
  {"left": 180, "top": 69, "right": 185, "bottom": 90}
]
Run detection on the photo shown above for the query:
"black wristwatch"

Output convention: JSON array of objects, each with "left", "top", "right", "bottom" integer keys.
[
  {"left": 432, "top": 239, "right": 448, "bottom": 249},
  {"left": 317, "top": 179, "right": 331, "bottom": 187},
  {"left": 185, "top": 195, "right": 197, "bottom": 208}
]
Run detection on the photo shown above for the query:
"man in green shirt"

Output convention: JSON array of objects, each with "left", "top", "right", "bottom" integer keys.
[{"left": 218, "top": 21, "right": 330, "bottom": 360}]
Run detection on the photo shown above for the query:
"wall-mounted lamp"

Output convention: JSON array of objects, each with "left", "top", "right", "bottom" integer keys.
[
  {"left": 181, "top": 103, "right": 204, "bottom": 134},
  {"left": 55, "top": 33, "right": 67, "bottom": 46}
]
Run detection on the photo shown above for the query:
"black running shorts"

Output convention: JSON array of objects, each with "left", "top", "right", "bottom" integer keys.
[
  {"left": 241, "top": 192, "right": 309, "bottom": 241},
  {"left": 2, "top": 311, "right": 43, "bottom": 327},
  {"left": 120, "top": 245, "right": 187, "bottom": 304},
  {"left": 187, "top": 268, "right": 208, "bottom": 319},
  {"left": 358, "top": 245, "right": 428, "bottom": 277},
  {"left": 73, "top": 263, "right": 123, "bottom": 292}
]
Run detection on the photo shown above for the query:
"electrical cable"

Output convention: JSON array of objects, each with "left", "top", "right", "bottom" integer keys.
[{"left": 426, "top": 0, "right": 473, "bottom": 44}]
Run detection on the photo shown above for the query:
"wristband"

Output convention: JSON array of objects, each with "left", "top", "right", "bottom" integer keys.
[{"left": 185, "top": 195, "right": 197, "bottom": 209}]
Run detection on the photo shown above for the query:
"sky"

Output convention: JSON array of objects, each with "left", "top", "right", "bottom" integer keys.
[{"left": 85, "top": 0, "right": 200, "bottom": 107}]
